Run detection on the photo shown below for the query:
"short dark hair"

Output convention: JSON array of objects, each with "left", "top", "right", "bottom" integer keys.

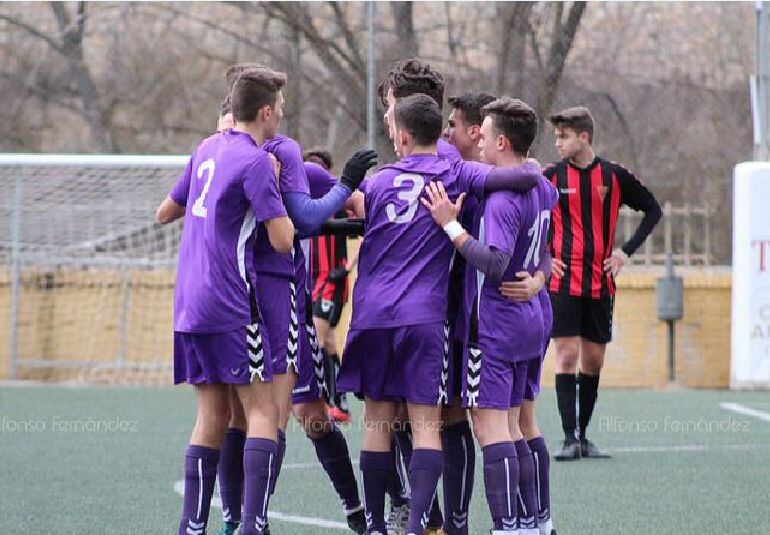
[
  {"left": 230, "top": 68, "right": 287, "bottom": 122},
  {"left": 377, "top": 58, "right": 445, "bottom": 110},
  {"left": 394, "top": 93, "right": 443, "bottom": 146},
  {"left": 549, "top": 106, "right": 594, "bottom": 143},
  {"left": 448, "top": 92, "right": 497, "bottom": 127},
  {"left": 481, "top": 97, "right": 538, "bottom": 155},
  {"left": 303, "top": 147, "right": 334, "bottom": 170},
  {"left": 220, "top": 63, "right": 268, "bottom": 116}
]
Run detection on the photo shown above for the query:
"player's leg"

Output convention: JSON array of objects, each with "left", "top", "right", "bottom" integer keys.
[
  {"left": 577, "top": 294, "right": 613, "bottom": 458},
  {"left": 520, "top": 401, "right": 554, "bottom": 535},
  {"left": 387, "top": 404, "right": 412, "bottom": 535},
  {"left": 361, "top": 398, "right": 398, "bottom": 535},
  {"left": 405, "top": 403, "right": 443, "bottom": 535},
  {"left": 217, "top": 386, "right": 247, "bottom": 533},
  {"left": 440, "top": 336, "right": 475, "bottom": 535},
  {"left": 550, "top": 293, "right": 582, "bottom": 460},
  {"left": 508, "top": 362, "right": 538, "bottom": 535},
  {"left": 234, "top": 373, "right": 278, "bottom": 535},
  {"left": 179, "top": 382, "right": 230, "bottom": 535},
  {"left": 292, "top": 323, "right": 365, "bottom": 534}
]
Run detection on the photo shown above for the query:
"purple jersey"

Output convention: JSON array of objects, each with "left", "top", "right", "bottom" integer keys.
[
  {"left": 465, "top": 178, "right": 557, "bottom": 360},
  {"left": 351, "top": 154, "right": 492, "bottom": 329},
  {"left": 171, "top": 130, "right": 287, "bottom": 333}
]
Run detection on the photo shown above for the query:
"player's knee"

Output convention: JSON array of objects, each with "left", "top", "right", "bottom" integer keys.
[{"left": 198, "top": 407, "right": 231, "bottom": 436}]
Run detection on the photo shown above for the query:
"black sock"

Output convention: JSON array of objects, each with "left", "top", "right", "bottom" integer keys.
[
  {"left": 578, "top": 372, "right": 600, "bottom": 440},
  {"left": 555, "top": 373, "right": 577, "bottom": 440}
]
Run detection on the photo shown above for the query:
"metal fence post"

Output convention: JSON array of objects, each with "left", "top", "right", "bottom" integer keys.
[{"left": 8, "top": 169, "right": 23, "bottom": 380}]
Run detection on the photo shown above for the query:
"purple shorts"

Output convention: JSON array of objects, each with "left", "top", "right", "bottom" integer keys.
[
  {"left": 462, "top": 345, "right": 539, "bottom": 409},
  {"left": 255, "top": 273, "right": 299, "bottom": 375},
  {"left": 338, "top": 322, "right": 450, "bottom": 406},
  {"left": 523, "top": 291, "right": 554, "bottom": 402},
  {"left": 173, "top": 322, "right": 272, "bottom": 385},
  {"left": 291, "top": 319, "right": 327, "bottom": 405}
]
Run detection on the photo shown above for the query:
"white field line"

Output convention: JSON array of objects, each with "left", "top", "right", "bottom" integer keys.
[
  {"left": 173, "top": 480, "right": 349, "bottom": 530},
  {"left": 720, "top": 402, "right": 770, "bottom": 423}
]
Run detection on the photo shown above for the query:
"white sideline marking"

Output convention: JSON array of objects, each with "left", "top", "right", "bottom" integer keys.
[
  {"left": 607, "top": 443, "right": 770, "bottom": 453},
  {"left": 720, "top": 402, "right": 770, "bottom": 423},
  {"left": 173, "top": 480, "right": 349, "bottom": 530}
]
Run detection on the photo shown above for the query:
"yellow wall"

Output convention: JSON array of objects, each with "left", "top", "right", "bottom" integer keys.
[{"left": 0, "top": 253, "right": 733, "bottom": 388}]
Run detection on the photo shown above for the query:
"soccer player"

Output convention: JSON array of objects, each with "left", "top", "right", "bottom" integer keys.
[
  {"left": 337, "top": 93, "right": 542, "bottom": 535},
  {"left": 545, "top": 107, "right": 661, "bottom": 461},
  {"left": 421, "top": 97, "right": 557, "bottom": 535},
  {"left": 157, "top": 68, "right": 295, "bottom": 535},
  {"left": 305, "top": 148, "right": 358, "bottom": 423},
  {"left": 215, "top": 64, "right": 374, "bottom": 535}
]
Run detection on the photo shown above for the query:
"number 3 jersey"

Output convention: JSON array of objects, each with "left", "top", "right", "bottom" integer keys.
[
  {"left": 351, "top": 153, "right": 492, "bottom": 330},
  {"left": 464, "top": 177, "right": 559, "bottom": 361},
  {"left": 169, "top": 129, "right": 288, "bottom": 333}
]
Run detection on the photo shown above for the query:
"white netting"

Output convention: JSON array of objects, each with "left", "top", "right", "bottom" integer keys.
[{"left": 0, "top": 154, "right": 187, "bottom": 384}]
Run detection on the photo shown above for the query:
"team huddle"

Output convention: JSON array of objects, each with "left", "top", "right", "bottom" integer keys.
[{"left": 158, "top": 57, "right": 659, "bottom": 535}]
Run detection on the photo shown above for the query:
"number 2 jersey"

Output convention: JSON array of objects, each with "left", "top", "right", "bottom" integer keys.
[
  {"left": 464, "top": 177, "right": 558, "bottom": 361},
  {"left": 351, "top": 153, "right": 492, "bottom": 330},
  {"left": 169, "top": 129, "right": 287, "bottom": 333}
]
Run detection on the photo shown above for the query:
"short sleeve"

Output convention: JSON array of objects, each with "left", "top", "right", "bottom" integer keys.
[
  {"left": 264, "top": 136, "right": 310, "bottom": 195},
  {"left": 483, "top": 193, "right": 521, "bottom": 256},
  {"left": 243, "top": 154, "right": 288, "bottom": 222},
  {"left": 169, "top": 154, "right": 194, "bottom": 206},
  {"left": 455, "top": 160, "right": 493, "bottom": 199}
]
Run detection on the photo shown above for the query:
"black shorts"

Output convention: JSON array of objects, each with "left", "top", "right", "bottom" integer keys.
[
  {"left": 549, "top": 292, "right": 614, "bottom": 344},
  {"left": 312, "top": 283, "right": 346, "bottom": 328}
]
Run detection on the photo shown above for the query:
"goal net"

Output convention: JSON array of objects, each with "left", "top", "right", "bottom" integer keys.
[{"left": 0, "top": 154, "right": 188, "bottom": 385}]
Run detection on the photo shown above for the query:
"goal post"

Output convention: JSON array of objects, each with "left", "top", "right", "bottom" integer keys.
[{"left": 0, "top": 153, "right": 188, "bottom": 384}]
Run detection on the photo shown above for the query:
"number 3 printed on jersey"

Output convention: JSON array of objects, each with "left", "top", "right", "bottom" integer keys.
[
  {"left": 386, "top": 173, "right": 425, "bottom": 224},
  {"left": 192, "top": 158, "right": 215, "bottom": 219}
]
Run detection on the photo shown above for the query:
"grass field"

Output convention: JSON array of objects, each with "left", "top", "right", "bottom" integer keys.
[{"left": 1, "top": 385, "right": 769, "bottom": 534}]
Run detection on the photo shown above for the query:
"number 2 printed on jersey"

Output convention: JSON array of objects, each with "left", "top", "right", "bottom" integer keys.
[{"left": 192, "top": 158, "right": 215, "bottom": 219}]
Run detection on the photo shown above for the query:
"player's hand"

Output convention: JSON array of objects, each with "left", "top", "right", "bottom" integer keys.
[
  {"left": 326, "top": 267, "right": 348, "bottom": 283},
  {"left": 268, "top": 153, "right": 281, "bottom": 184},
  {"left": 526, "top": 157, "right": 542, "bottom": 169},
  {"left": 603, "top": 249, "right": 628, "bottom": 277},
  {"left": 341, "top": 149, "right": 378, "bottom": 191},
  {"left": 499, "top": 271, "right": 544, "bottom": 302},
  {"left": 552, "top": 258, "right": 567, "bottom": 279},
  {"left": 421, "top": 181, "right": 465, "bottom": 227}
]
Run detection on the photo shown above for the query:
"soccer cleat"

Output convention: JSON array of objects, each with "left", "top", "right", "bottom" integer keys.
[
  {"left": 216, "top": 521, "right": 240, "bottom": 535},
  {"left": 580, "top": 439, "right": 611, "bottom": 459},
  {"left": 554, "top": 438, "right": 581, "bottom": 461},
  {"left": 328, "top": 405, "right": 352, "bottom": 423},
  {"left": 346, "top": 507, "right": 367, "bottom": 534},
  {"left": 386, "top": 503, "right": 410, "bottom": 535}
]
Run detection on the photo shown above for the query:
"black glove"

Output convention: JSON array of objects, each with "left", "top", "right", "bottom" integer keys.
[
  {"left": 341, "top": 149, "right": 377, "bottom": 191},
  {"left": 326, "top": 267, "right": 349, "bottom": 283}
]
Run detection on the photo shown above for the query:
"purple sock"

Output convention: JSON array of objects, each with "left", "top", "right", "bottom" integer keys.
[
  {"left": 360, "top": 450, "right": 393, "bottom": 534},
  {"left": 218, "top": 428, "right": 246, "bottom": 524},
  {"left": 441, "top": 421, "right": 475, "bottom": 535},
  {"left": 405, "top": 448, "right": 443, "bottom": 535},
  {"left": 268, "top": 429, "right": 286, "bottom": 496},
  {"left": 178, "top": 445, "right": 219, "bottom": 535},
  {"left": 514, "top": 439, "right": 539, "bottom": 530},
  {"left": 312, "top": 425, "right": 362, "bottom": 512},
  {"left": 482, "top": 442, "right": 519, "bottom": 532},
  {"left": 528, "top": 436, "right": 551, "bottom": 526},
  {"left": 241, "top": 438, "right": 277, "bottom": 535}
]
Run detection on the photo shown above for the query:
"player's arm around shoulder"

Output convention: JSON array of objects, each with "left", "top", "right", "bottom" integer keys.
[
  {"left": 157, "top": 152, "right": 195, "bottom": 224},
  {"left": 246, "top": 151, "right": 295, "bottom": 254}
]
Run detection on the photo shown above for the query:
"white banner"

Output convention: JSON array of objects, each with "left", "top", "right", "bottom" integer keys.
[{"left": 731, "top": 162, "right": 770, "bottom": 388}]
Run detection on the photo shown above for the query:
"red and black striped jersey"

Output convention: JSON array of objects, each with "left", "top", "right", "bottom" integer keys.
[
  {"left": 310, "top": 210, "right": 349, "bottom": 302},
  {"left": 545, "top": 157, "right": 661, "bottom": 298}
]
